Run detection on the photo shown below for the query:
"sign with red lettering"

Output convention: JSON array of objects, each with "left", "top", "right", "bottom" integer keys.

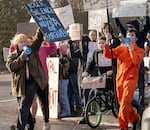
[{"left": 37, "top": 57, "right": 59, "bottom": 119}]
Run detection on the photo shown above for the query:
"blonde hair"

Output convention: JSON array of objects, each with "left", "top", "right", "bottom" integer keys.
[{"left": 13, "top": 34, "right": 28, "bottom": 49}]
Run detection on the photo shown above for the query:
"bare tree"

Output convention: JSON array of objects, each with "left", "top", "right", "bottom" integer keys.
[{"left": 0, "top": 0, "right": 32, "bottom": 49}]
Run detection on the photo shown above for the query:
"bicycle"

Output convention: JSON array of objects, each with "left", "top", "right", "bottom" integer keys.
[
  {"left": 84, "top": 87, "right": 143, "bottom": 129},
  {"left": 81, "top": 74, "right": 119, "bottom": 128},
  {"left": 84, "top": 88, "right": 118, "bottom": 128}
]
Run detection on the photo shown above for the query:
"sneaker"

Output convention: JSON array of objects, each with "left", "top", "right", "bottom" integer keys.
[
  {"left": 43, "top": 122, "right": 51, "bottom": 130},
  {"left": 10, "top": 124, "right": 17, "bottom": 130}
]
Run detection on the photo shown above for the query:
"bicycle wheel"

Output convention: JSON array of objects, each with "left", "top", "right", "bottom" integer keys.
[
  {"left": 111, "top": 97, "right": 119, "bottom": 118},
  {"left": 85, "top": 98, "right": 102, "bottom": 128}
]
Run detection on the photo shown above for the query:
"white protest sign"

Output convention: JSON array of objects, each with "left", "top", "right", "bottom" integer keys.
[
  {"left": 47, "top": 57, "right": 59, "bottom": 119},
  {"left": 112, "top": 0, "right": 147, "bottom": 17},
  {"left": 88, "top": 9, "right": 108, "bottom": 30},
  {"left": 54, "top": 4, "right": 74, "bottom": 29},
  {"left": 69, "top": 23, "right": 83, "bottom": 41},
  {"left": 37, "top": 57, "right": 59, "bottom": 119},
  {"left": 144, "top": 57, "right": 150, "bottom": 68},
  {"left": 86, "top": 42, "right": 98, "bottom": 64},
  {"left": 2, "top": 47, "right": 9, "bottom": 62},
  {"left": 83, "top": 0, "right": 120, "bottom": 11},
  {"left": 98, "top": 53, "right": 112, "bottom": 67}
]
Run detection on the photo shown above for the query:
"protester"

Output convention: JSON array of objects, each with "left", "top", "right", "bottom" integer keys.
[
  {"left": 79, "top": 36, "right": 115, "bottom": 124},
  {"left": 58, "top": 42, "right": 71, "bottom": 118},
  {"left": 9, "top": 36, "right": 57, "bottom": 126},
  {"left": 101, "top": 22, "right": 120, "bottom": 93},
  {"left": 82, "top": 36, "right": 113, "bottom": 90},
  {"left": 80, "top": 30, "right": 98, "bottom": 104},
  {"left": 81, "top": 30, "right": 97, "bottom": 70},
  {"left": 115, "top": 17, "right": 150, "bottom": 109},
  {"left": 104, "top": 28, "right": 144, "bottom": 130},
  {"left": 31, "top": 39, "right": 57, "bottom": 123},
  {"left": 6, "top": 29, "right": 50, "bottom": 130},
  {"left": 68, "top": 39, "right": 83, "bottom": 116}
]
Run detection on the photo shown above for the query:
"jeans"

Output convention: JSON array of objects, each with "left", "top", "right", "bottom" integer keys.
[
  {"left": 17, "top": 82, "right": 37, "bottom": 130},
  {"left": 17, "top": 81, "right": 49, "bottom": 130},
  {"left": 59, "top": 79, "right": 71, "bottom": 116},
  {"left": 68, "top": 73, "right": 82, "bottom": 114}
]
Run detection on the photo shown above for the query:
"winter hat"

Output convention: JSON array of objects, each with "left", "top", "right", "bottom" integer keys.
[
  {"left": 126, "top": 19, "right": 139, "bottom": 31},
  {"left": 59, "top": 43, "right": 68, "bottom": 55}
]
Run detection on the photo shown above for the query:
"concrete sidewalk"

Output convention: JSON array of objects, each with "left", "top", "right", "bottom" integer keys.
[{"left": 0, "top": 73, "right": 11, "bottom": 82}]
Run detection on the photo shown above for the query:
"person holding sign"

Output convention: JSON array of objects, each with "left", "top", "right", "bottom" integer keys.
[
  {"left": 6, "top": 29, "right": 50, "bottom": 130},
  {"left": 58, "top": 42, "right": 71, "bottom": 118},
  {"left": 80, "top": 30, "right": 98, "bottom": 104},
  {"left": 104, "top": 29, "right": 144, "bottom": 130},
  {"left": 101, "top": 22, "right": 120, "bottom": 83}
]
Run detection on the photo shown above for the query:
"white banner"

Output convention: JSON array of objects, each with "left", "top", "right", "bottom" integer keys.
[
  {"left": 88, "top": 9, "right": 108, "bottom": 30},
  {"left": 54, "top": 4, "right": 75, "bottom": 29},
  {"left": 37, "top": 57, "right": 59, "bottom": 119},
  {"left": 69, "top": 23, "right": 83, "bottom": 41},
  {"left": 2, "top": 47, "right": 9, "bottom": 62},
  {"left": 83, "top": 0, "right": 120, "bottom": 11},
  {"left": 112, "top": 1, "right": 148, "bottom": 17},
  {"left": 86, "top": 42, "right": 98, "bottom": 64}
]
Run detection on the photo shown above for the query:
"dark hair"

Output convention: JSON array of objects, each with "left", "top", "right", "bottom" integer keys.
[
  {"left": 126, "top": 28, "right": 139, "bottom": 38},
  {"left": 126, "top": 19, "right": 139, "bottom": 31},
  {"left": 101, "top": 23, "right": 113, "bottom": 34},
  {"left": 98, "top": 36, "right": 106, "bottom": 41}
]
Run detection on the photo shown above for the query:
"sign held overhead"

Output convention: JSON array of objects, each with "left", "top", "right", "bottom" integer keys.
[{"left": 25, "top": 0, "right": 69, "bottom": 42}]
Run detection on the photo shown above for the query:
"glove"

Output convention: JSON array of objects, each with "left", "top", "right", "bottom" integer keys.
[{"left": 20, "top": 51, "right": 28, "bottom": 61}]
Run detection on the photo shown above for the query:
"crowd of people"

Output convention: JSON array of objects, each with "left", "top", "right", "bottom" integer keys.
[{"left": 6, "top": 16, "right": 150, "bottom": 130}]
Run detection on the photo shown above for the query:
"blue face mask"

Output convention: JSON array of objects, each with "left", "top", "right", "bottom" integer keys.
[{"left": 148, "top": 38, "right": 150, "bottom": 41}]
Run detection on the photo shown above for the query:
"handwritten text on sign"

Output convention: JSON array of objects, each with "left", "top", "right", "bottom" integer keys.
[{"left": 25, "top": 1, "right": 69, "bottom": 42}]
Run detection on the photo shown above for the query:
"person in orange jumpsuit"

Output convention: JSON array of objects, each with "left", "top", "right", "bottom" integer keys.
[{"left": 104, "top": 28, "right": 144, "bottom": 130}]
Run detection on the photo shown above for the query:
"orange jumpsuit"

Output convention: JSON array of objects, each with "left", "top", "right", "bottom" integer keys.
[{"left": 104, "top": 44, "right": 144, "bottom": 130}]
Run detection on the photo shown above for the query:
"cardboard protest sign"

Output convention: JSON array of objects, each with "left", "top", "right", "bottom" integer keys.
[
  {"left": 36, "top": 57, "right": 59, "bottom": 119},
  {"left": 54, "top": 4, "right": 75, "bottom": 29},
  {"left": 17, "top": 22, "right": 38, "bottom": 37},
  {"left": 112, "top": 0, "right": 147, "bottom": 17},
  {"left": 83, "top": 0, "right": 120, "bottom": 11},
  {"left": 88, "top": 9, "right": 107, "bottom": 30},
  {"left": 25, "top": 0, "right": 69, "bottom": 42},
  {"left": 69, "top": 23, "right": 83, "bottom": 41},
  {"left": 86, "top": 42, "right": 98, "bottom": 64}
]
